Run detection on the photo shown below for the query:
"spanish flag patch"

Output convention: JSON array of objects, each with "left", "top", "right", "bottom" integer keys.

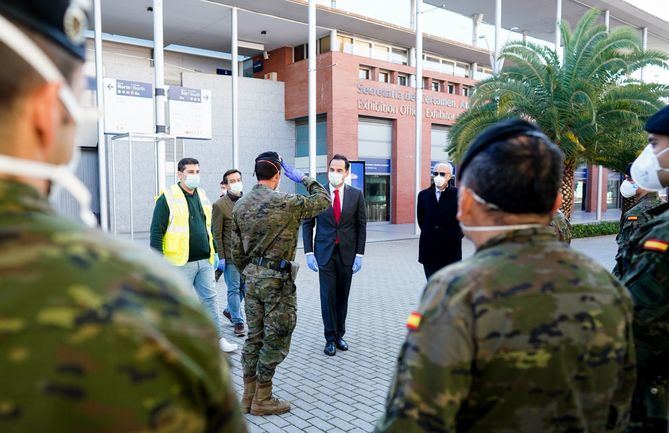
[
  {"left": 643, "top": 239, "right": 669, "bottom": 253},
  {"left": 627, "top": 216, "right": 638, "bottom": 221},
  {"left": 406, "top": 312, "right": 422, "bottom": 331}
]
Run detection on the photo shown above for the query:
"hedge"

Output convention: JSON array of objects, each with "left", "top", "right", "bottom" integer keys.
[{"left": 571, "top": 221, "right": 619, "bottom": 239}]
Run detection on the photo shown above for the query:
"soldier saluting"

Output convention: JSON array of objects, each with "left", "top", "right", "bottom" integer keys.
[{"left": 232, "top": 152, "right": 329, "bottom": 416}]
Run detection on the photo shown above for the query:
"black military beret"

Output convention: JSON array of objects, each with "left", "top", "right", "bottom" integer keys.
[
  {"left": 645, "top": 105, "right": 669, "bottom": 136},
  {"left": 0, "top": 0, "right": 90, "bottom": 61},
  {"left": 255, "top": 151, "right": 282, "bottom": 173},
  {"left": 457, "top": 118, "right": 550, "bottom": 181}
]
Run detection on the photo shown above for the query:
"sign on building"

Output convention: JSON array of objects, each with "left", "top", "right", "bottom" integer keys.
[
  {"left": 167, "top": 86, "right": 212, "bottom": 140},
  {"left": 103, "top": 79, "right": 154, "bottom": 135}
]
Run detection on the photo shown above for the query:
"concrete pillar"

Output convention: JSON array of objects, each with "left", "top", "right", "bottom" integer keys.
[{"left": 330, "top": 28, "right": 338, "bottom": 52}]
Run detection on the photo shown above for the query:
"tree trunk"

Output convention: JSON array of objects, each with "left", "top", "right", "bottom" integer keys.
[{"left": 560, "top": 158, "right": 578, "bottom": 219}]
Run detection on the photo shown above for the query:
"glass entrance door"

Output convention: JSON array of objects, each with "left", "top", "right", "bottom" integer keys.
[{"left": 365, "top": 175, "right": 390, "bottom": 222}]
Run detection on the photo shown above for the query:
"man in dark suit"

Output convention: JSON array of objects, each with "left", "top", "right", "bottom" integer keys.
[
  {"left": 303, "top": 154, "right": 367, "bottom": 356},
  {"left": 417, "top": 162, "right": 463, "bottom": 279}
]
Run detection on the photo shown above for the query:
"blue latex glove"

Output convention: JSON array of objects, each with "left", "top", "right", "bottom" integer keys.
[
  {"left": 217, "top": 257, "right": 226, "bottom": 272},
  {"left": 280, "top": 160, "right": 305, "bottom": 183},
  {"left": 352, "top": 256, "right": 362, "bottom": 274},
  {"left": 306, "top": 254, "right": 319, "bottom": 272}
]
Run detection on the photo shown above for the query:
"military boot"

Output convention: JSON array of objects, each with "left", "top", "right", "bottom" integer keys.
[
  {"left": 241, "top": 376, "right": 256, "bottom": 414},
  {"left": 250, "top": 381, "right": 291, "bottom": 416}
]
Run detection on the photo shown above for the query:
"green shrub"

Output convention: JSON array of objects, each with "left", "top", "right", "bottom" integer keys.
[{"left": 571, "top": 221, "right": 619, "bottom": 239}]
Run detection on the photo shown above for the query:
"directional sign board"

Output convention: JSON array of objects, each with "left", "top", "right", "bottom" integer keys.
[
  {"left": 103, "top": 78, "right": 154, "bottom": 134},
  {"left": 167, "top": 86, "right": 212, "bottom": 139}
]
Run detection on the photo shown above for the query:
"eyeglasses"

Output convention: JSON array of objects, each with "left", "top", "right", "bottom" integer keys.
[{"left": 432, "top": 172, "right": 450, "bottom": 177}]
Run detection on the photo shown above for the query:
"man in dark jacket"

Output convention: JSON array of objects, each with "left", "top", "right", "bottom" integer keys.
[{"left": 417, "top": 162, "right": 463, "bottom": 279}]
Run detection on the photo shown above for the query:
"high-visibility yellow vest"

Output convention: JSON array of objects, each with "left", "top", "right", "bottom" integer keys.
[{"left": 162, "top": 183, "right": 215, "bottom": 266}]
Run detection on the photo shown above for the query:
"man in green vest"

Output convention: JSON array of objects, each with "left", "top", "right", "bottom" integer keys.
[{"left": 150, "top": 157, "right": 237, "bottom": 352}]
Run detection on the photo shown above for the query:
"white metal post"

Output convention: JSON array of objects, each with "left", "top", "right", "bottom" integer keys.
[
  {"left": 555, "top": 0, "right": 562, "bottom": 61},
  {"left": 494, "top": 0, "right": 501, "bottom": 74},
  {"left": 604, "top": 10, "right": 610, "bottom": 32},
  {"left": 308, "top": 0, "right": 317, "bottom": 178},
  {"left": 596, "top": 166, "right": 603, "bottom": 221},
  {"left": 410, "top": 0, "right": 416, "bottom": 30},
  {"left": 641, "top": 27, "right": 648, "bottom": 82},
  {"left": 153, "top": 0, "right": 166, "bottom": 193},
  {"left": 93, "top": 0, "right": 108, "bottom": 230},
  {"left": 232, "top": 7, "right": 239, "bottom": 168},
  {"left": 414, "top": 0, "right": 423, "bottom": 235}
]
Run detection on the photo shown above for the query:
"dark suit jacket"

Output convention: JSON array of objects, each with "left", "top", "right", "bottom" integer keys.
[
  {"left": 417, "top": 184, "right": 463, "bottom": 265},
  {"left": 303, "top": 184, "right": 367, "bottom": 267}
]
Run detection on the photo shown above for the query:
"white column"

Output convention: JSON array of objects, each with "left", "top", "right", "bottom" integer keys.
[
  {"left": 308, "top": 0, "right": 317, "bottom": 178},
  {"left": 494, "top": 0, "right": 501, "bottom": 74},
  {"left": 410, "top": 0, "right": 416, "bottom": 30},
  {"left": 231, "top": 7, "right": 239, "bottom": 168},
  {"left": 93, "top": 0, "right": 108, "bottom": 230},
  {"left": 330, "top": 28, "right": 338, "bottom": 52},
  {"left": 596, "top": 166, "right": 603, "bottom": 221},
  {"left": 414, "top": 0, "right": 423, "bottom": 235},
  {"left": 153, "top": 0, "right": 166, "bottom": 194},
  {"left": 641, "top": 27, "right": 648, "bottom": 82},
  {"left": 555, "top": 0, "right": 562, "bottom": 61},
  {"left": 604, "top": 10, "right": 610, "bottom": 32}
]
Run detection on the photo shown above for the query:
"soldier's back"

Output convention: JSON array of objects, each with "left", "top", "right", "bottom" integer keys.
[{"left": 0, "top": 181, "right": 246, "bottom": 433}]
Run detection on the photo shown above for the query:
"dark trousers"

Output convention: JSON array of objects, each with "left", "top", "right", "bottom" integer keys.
[
  {"left": 423, "top": 262, "right": 446, "bottom": 280},
  {"left": 319, "top": 245, "right": 353, "bottom": 343}
]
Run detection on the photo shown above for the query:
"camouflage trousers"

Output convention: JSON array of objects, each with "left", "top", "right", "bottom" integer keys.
[
  {"left": 242, "top": 274, "right": 297, "bottom": 384},
  {"left": 626, "top": 377, "right": 668, "bottom": 433}
]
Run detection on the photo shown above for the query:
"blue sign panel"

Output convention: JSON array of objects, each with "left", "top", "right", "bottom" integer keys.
[
  {"left": 168, "top": 86, "right": 203, "bottom": 103},
  {"left": 349, "top": 161, "right": 365, "bottom": 193},
  {"left": 115, "top": 80, "right": 152, "bottom": 98},
  {"left": 363, "top": 158, "right": 391, "bottom": 175}
]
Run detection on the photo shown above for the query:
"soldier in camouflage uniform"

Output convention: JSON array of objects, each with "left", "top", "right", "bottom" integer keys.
[
  {"left": 0, "top": 2, "right": 246, "bottom": 432},
  {"left": 622, "top": 105, "right": 669, "bottom": 433},
  {"left": 376, "top": 119, "right": 635, "bottom": 433},
  {"left": 612, "top": 175, "right": 664, "bottom": 278},
  {"left": 550, "top": 208, "right": 572, "bottom": 244},
  {"left": 232, "top": 152, "right": 329, "bottom": 416}
]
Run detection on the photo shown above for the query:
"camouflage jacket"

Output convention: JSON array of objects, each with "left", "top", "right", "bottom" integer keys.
[
  {"left": 613, "top": 193, "right": 664, "bottom": 279},
  {"left": 550, "top": 210, "right": 572, "bottom": 244},
  {"left": 622, "top": 209, "right": 669, "bottom": 378},
  {"left": 376, "top": 227, "right": 635, "bottom": 433},
  {"left": 0, "top": 179, "right": 246, "bottom": 433},
  {"left": 231, "top": 177, "right": 329, "bottom": 275}
]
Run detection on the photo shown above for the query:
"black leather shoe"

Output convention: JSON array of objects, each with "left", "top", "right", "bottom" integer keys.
[
  {"left": 324, "top": 342, "right": 336, "bottom": 356},
  {"left": 336, "top": 338, "right": 348, "bottom": 351}
]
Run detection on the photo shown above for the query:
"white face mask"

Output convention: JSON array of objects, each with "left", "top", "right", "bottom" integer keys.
[
  {"left": 459, "top": 186, "right": 544, "bottom": 233},
  {"left": 229, "top": 182, "right": 243, "bottom": 195},
  {"left": 0, "top": 14, "right": 99, "bottom": 227},
  {"left": 631, "top": 144, "right": 669, "bottom": 191},
  {"left": 329, "top": 171, "right": 344, "bottom": 187},
  {"left": 619, "top": 179, "right": 639, "bottom": 198},
  {"left": 183, "top": 174, "right": 200, "bottom": 190},
  {"left": 433, "top": 175, "right": 447, "bottom": 188}
]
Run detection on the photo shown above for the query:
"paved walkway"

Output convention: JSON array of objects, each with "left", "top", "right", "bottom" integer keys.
[{"left": 215, "top": 234, "right": 619, "bottom": 433}]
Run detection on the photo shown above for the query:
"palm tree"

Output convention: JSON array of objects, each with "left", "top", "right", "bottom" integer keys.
[{"left": 448, "top": 9, "right": 669, "bottom": 218}]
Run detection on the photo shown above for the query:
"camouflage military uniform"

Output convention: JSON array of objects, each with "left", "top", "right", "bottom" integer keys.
[
  {"left": 232, "top": 178, "right": 329, "bottom": 383},
  {"left": 0, "top": 179, "right": 246, "bottom": 433},
  {"left": 376, "top": 227, "right": 635, "bottom": 433},
  {"left": 622, "top": 209, "right": 669, "bottom": 433},
  {"left": 550, "top": 209, "right": 572, "bottom": 244},
  {"left": 612, "top": 193, "right": 664, "bottom": 278}
]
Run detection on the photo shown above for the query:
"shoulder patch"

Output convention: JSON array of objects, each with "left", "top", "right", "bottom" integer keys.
[
  {"left": 627, "top": 216, "right": 638, "bottom": 221},
  {"left": 643, "top": 239, "right": 669, "bottom": 253},
  {"left": 406, "top": 312, "right": 422, "bottom": 331}
]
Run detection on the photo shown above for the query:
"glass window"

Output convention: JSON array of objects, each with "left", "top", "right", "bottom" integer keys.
[
  {"left": 318, "top": 36, "right": 330, "bottom": 54},
  {"left": 337, "top": 35, "right": 354, "bottom": 54},
  {"left": 476, "top": 66, "right": 493, "bottom": 80},
  {"left": 424, "top": 55, "right": 440, "bottom": 72},
  {"left": 354, "top": 40, "right": 371, "bottom": 57},
  {"left": 441, "top": 60, "right": 455, "bottom": 75},
  {"left": 462, "top": 86, "right": 471, "bottom": 97},
  {"left": 447, "top": 83, "right": 455, "bottom": 94},
  {"left": 293, "top": 44, "right": 305, "bottom": 62},
  {"left": 397, "top": 74, "right": 408, "bottom": 86},
  {"left": 391, "top": 48, "right": 408, "bottom": 65},
  {"left": 431, "top": 80, "right": 441, "bottom": 92},
  {"left": 295, "top": 116, "right": 327, "bottom": 158},
  {"left": 378, "top": 71, "right": 389, "bottom": 83},
  {"left": 455, "top": 62, "right": 470, "bottom": 78},
  {"left": 359, "top": 67, "right": 370, "bottom": 80},
  {"left": 372, "top": 44, "right": 390, "bottom": 62}
]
